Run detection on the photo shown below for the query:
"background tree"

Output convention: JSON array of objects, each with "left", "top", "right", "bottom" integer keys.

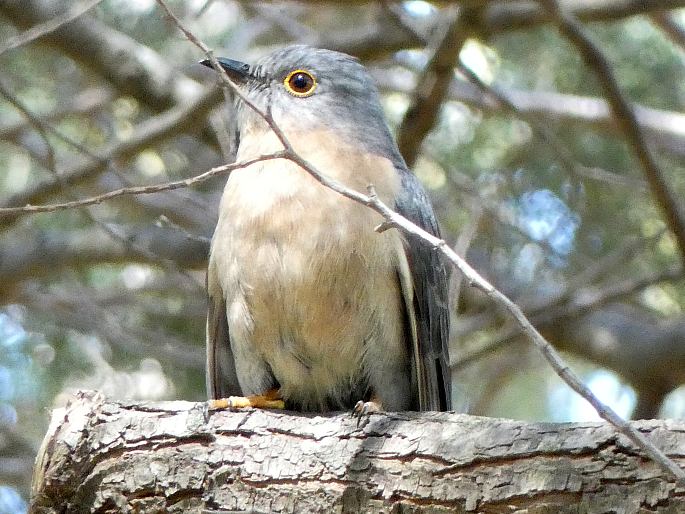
[{"left": 0, "top": 0, "right": 684, "bottom": 509}]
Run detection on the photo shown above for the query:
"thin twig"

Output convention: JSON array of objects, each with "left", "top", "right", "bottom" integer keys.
[
  {"left": 0, "top": 0, "right": 104, "bottom": 57},
  {"left": 0, "top": 152, "right": 285, "bottom": 215},
  {"left": 156, "top": 215, "right": 212, "bottom": 246}
]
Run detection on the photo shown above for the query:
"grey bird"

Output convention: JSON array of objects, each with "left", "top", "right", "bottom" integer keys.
[{"left": 202, "top": 45, "right": 451, "bottom": 413}]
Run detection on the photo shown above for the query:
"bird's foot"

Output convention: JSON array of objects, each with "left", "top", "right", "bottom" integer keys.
[
  {"left": 209, "top": 388, "right": 285, "bottom": 410},
  {"left": 352, "top": 399, "right": 382, "bottom": 427}
]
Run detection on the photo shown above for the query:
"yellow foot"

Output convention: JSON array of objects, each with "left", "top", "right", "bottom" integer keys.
[{"left": 209, "top": 388, "right": 285, "bottom": 410}]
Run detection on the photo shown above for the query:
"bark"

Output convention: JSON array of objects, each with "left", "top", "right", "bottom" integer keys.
[{"left": 31, "top": 391, "right": 685, "bottom": 513}]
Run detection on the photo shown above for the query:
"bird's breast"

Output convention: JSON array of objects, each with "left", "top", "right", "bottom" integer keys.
[{"left": 208, "top": 132, "right": 407, "bottom": 409}]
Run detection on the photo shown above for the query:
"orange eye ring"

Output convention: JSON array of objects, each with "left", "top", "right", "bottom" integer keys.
[{"left": 284, "top": 69, "right": 317, "bottom": 97}]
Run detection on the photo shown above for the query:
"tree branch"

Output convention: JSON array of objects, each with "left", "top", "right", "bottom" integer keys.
[
  {"left": 30, "top": 392, "right": 685, "bottom": 512},
  {"left": 0, "top": 87, "right": 224, "bottom": 225},
  {"left": 483, "top": 0, "right": 685, "bottom": 34},
  {"left": 0, "top": 225, "right": 209, "bottom": 301},
  {"left": 23, "top": 289, "right": 205, "bottom": 370},
  {"left": 318, "top": 0, "right": 685, "bottom": 58},
  {"left": 541, "top": 0, "right": 685, "bottom": 266},
  {"left": 650, "top": 10, "right": 685, "bottom": 50},
  {"left": 0, "top": 0, "right": 203, "bottom": 112},
  {"left": 376, "top": 71, "right": 685, "bottom": 161},
  {"left": 0, "top": 0, "right": 103, "bottom": 57},
  {"left": 453, "top": 264, "right": 683, "bottom": 372},
  {"left": 396, "top": 8, "right": 470, "bottom": 167}
]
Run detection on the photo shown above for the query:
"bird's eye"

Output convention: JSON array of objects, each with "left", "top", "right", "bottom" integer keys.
[{"left": 284, "top": 69, "right": 316, "bottom": 97}]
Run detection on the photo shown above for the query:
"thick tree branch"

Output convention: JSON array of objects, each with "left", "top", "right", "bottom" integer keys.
[
  {"left": 319, "top": 0, "right": 685, "bottom": 58},
  {"left": 396, "top": 8, "right": 470, "bottom": 167},
  {"left": 376, "top": 72, "right": 685, "bottom": 161},
  {"left": 30, "top": 392, "right": 685, "bottom": 512},
  {"left": 0, "top": 225, "right": 209, "bottom": 301},
  {"left": 552, "top": 303, "right": 685, "bottom": 417}
]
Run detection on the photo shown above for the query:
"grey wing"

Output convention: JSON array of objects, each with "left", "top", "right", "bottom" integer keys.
[
  {"left": 206, "top": 285, "right": 242, "bottom": 399},
  {"left": 394, "top": 166, "right": 452, "bottom": 411}
]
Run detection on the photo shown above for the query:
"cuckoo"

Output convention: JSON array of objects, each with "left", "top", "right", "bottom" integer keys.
[{"left": 202, "top": 45, "right": 451, "bottom": 414}]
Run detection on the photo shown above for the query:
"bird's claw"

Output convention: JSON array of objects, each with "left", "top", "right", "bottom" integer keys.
[{"left": 351, "top": 400, "right": 381, "bottom": 428}]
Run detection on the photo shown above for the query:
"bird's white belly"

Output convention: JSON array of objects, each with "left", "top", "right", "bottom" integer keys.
[{"left": 210, "top": 162, "right": 406, "bottom": 409}]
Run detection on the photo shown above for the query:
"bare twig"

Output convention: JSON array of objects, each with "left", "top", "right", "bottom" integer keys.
[
  {"left": 0, "top": 87, "right": 223, "bottom": 225},
  {"left": 0, "top": 152, "right": 284, "bottom": 216},
  {"left": 156, "top": 215, "right": 212, "bottom": 246},
  {"left": 453, "top": 263, "right": 683, "bottom": 370},
  {"left": 0, "top": 0, "right": 104, "bottom": 57},
  {"left": 541, "top": 0, "right": 685, "bottom": 266},
  {"left": 0, "top": 79, "right": 205, "bottom": 292}
]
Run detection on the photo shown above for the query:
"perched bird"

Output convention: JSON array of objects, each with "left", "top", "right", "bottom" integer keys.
[{"left": 202, "top": 45, "right": 451, "bottom": 413}]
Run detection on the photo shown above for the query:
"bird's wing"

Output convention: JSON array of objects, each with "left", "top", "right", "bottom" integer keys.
[
  {"left": 394, "top": 166, "right": 452, "bottom": 411},
  {"left": 206, "top": 284, "right": 242, "bottom": 399}
]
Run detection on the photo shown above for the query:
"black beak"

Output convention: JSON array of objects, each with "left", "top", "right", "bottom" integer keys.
[{"left": 200, "top": 57, "right": 251, "bottom": 83}]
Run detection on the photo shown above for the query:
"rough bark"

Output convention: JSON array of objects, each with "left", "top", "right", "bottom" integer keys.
[{"left": 30, "top": 391, "right": 685, "bottom": 513}]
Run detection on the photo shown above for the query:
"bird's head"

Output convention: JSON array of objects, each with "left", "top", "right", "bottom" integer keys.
[{"left": 201, "top": 45, "right": 400, "bottom": 160}]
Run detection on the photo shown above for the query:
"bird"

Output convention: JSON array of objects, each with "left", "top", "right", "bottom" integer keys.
[{"left": 202, "top": 45, "right": 451, "bottom": 413}]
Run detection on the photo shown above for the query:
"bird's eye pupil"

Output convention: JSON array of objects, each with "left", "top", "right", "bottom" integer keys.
[
  {"left": 285, "top": 70, "right": 316, "bottom": 96},
  {"left": 293, "top": 74, "right": 308, "bottom": 89}
]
